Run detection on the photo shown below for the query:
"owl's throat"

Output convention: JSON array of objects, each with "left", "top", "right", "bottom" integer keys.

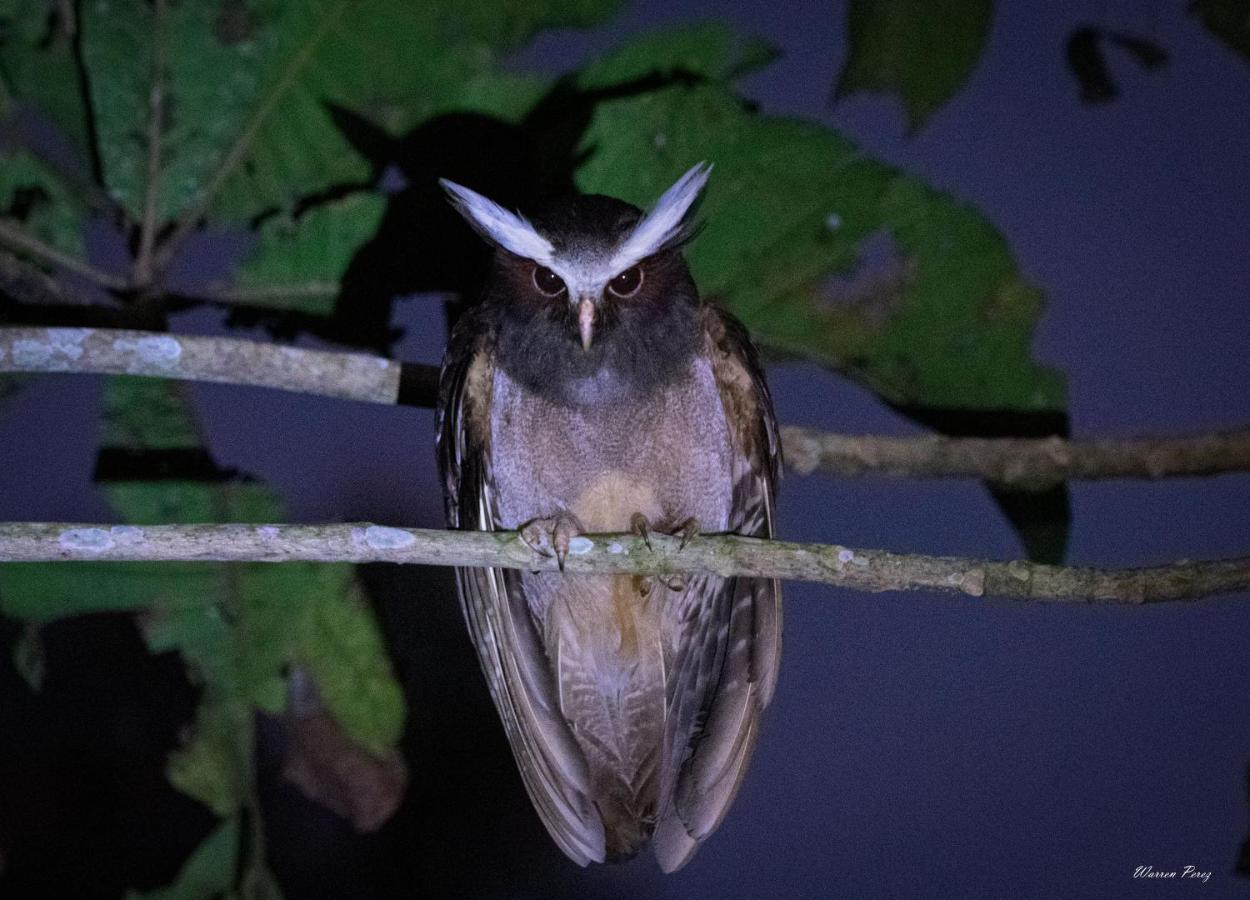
[{"left": 492, "top": 297, "right": 702, "bottom": 407}]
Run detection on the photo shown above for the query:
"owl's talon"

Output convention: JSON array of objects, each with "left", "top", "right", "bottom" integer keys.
[
  {"left": 631, "top": 514, "right": 699, "bottom": 553},
  {"left": 520, "top": 512, "right": 584, "bottom": 572},
  {"left": 673, "top": 517, "right": 700, "bottom": 552},
  {"left": 630, "top": 513, "right": 653, "bottom": 551}
]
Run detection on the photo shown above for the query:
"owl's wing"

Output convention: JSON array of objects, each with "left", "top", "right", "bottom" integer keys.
[
  {"left": 436, "top": 311, "right": 607, "bottom": 865},
  {"left": 653, "top": 304, "right": 783, "bottom": 873}
]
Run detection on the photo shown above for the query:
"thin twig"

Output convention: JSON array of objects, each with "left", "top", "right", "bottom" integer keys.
[
  {"left": 781, "top": 427, "right": 1250, "bottom": 490},
  {"left": 203, "top": 281, "right": 342, "bottom": 307},
  {"left": 2, "top": 327, "right": 1249, "bottom": 488},
  {"left": 0, "top": 221, "right": 130, "bottom": 291},
  {"left": 1, "top": 522, "right": 1246, "bottom": 604},
  {"left": 152, "top": 0, "right": 353, "bottom": 274},
  {"left": 0, "top": 249, "right": 102, "bottom": 306},
  {"left": 133, "top": 0, "right": 167, "bottom": 287}
]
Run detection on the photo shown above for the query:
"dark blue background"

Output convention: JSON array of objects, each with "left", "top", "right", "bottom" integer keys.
[{"left": 2, "top": 1, "right": 1248, "bottom": 897}]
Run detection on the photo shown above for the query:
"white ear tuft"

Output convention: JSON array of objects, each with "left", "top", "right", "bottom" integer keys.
[
  {"left": 610, "top": 162, "right": 711, "bottom": 271},
  {"left": 438, "top": 179, "right": 555, "bottom": 264}
]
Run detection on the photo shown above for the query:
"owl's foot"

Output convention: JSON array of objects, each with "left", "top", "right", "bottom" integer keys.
[
  {"left": 631, "top": 514, "right": 700, "bottom": 552},
  {"left": 671, "top": 517, "right": 700, "bottom": 551},
  {"left": 630, "top": 513, "right": 654, "bottom": 551},
  {"left": 630, "top": 515, "right": 699, "bottom": 592},
  {"left": 520, "top": 511, "right": 585, "bottom": 572}
]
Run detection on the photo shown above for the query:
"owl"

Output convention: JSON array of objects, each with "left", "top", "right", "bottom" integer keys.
[{"left": 435, "top": 164, "right": 782, "bottom": 872}]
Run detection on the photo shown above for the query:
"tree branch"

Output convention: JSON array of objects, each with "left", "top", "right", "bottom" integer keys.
[
  {"left": 0, "top": 327, "right": 400, "bottom": 403},
  {"left": 201, "top": 281, "right": 342, "bottom": 307},
  {"left": 781, "top": 426, "right": 1250, "bottom": 490},
  {"left": 2, "top": 327, "right": 1249, "bottom": 488},
  {"left": 0, "top": 221, "right": 130, "bottom": 291},
  {"left": 0, "top": 522, "right": 1245, "bottom": 603},
  {"left": 0, "top": 250, "right": 103, "bottom": 307}
]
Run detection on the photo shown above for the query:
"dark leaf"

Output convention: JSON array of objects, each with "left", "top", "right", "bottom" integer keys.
[
  {"left": 1191, "top": 0, "right": 1250, "bottom": 62},
  {"left": 124, "top": 816, "right": 241, "bottom": 900},
  {"left": 280, "top": 668, "right": 408, "bottom": 832},
  {"left": 1067, "top": 27, "right": 1117, "bottom": 104},
  {"left": 71, "top": 0, "right": 616, "bottom": 310},
  {"left": 897, "top": 404, "right": 1071, "bottom": 562},
  {"left": 988, "top": 485, "right": 1070, "bottom": 565},
  {"left": 1066, "top": 27, "right": 1169, "bottom": 105},
  {"left": 10, "top": 621, "right": 43, "bottom": 691},
  {"left": 0, "top": 0, "right": 96, "bottom": 164},
  {"left": 578, "top": 26, "right": 1065, "bottom": 414},
  {"left": 0, "top": 377, "right": 405, "bottom": 894},
  {"left": 833, "top": 0, "right": 993, "bottom": 131}
]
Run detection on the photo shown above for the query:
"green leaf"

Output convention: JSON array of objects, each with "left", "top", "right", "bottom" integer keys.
[
  {"left": 0, "top": 0, "right": 95, "bottom": 159},
  {"left": 207, "top": 0, "right": 620, "bottom": 220},
  {"left": 833, "top": 0, "right": 993, "bottom": 131},
  {"left": 0, "top": 376, "right": 405, "bottom": 811},
  {"left": 0, "top": 561, "right": 223, "bottom": 620},
  {"left": 574, "top": 72, "right": 1063, "bottom": 413},
  {"left": 1192, "top": 0, "right": 1250, "bottom": 62},
  {"left": 233, "top": 191, "right": 386, "bottom": 314},
  {"left": 126, "top": 816, "right": 242, "bottom": 900},
  {"left": 76, "top": 0, "right": 619, "bottom": 227},
  {"left": 0, "top": 148, "right": 86, "bottom": 258},
  {"left": 0, "top": 4, "right": 93, "bottom": 269},
  {"left": 80, "top": 0, "right": 269, "bottom": 223},
  {"left": 576, "top": 21, "right": 778, "bottom": 90},
  {"left": 298, "top": 574, "right": 405, "bottom": 755},
  {"left": 100, "top": 372, "right": 204, "bottom": 450},
  {"left": 164, "top": 697, "right": 252, "bottom": 816}
]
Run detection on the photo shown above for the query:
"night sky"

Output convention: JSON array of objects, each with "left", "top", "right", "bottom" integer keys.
[{"left": 2, "top": 1, "right": 1249, "bottom": 898}]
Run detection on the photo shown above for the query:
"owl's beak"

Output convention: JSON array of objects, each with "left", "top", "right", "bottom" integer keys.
[{"left": 577, "top": 297, "right": 595, "bottom": 351}]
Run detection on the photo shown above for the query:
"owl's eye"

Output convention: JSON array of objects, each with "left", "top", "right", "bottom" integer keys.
[
  {"left": 531, "top": 265, "right": 566, "bottom": 296},
  {"left": 607, "top": 266, "right": 643, "bottom": 298}
]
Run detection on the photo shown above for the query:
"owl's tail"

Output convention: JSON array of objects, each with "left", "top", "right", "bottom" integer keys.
[{"left": 597, "top": 787, "right": 657, "bottom": 861}]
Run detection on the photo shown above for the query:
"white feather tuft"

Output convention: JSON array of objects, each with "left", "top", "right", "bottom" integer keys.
[
  {"left": 609, "top": 162, "right": 711, "bottom": 272},
  {"left": 439, "top": 179, "right": 555, "bottom": 264}
]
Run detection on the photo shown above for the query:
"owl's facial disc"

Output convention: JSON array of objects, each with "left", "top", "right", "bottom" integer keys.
[{"left": 441, "top": 164, "right": 710, "bottom": 352}]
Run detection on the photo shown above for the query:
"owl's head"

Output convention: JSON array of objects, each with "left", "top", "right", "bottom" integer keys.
[{"left": 439, "top": 164, "right": 710, "bottom": 353}]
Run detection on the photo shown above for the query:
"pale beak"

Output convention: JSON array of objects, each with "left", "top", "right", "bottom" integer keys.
[{"left": 577, "top": 297, "right": 595, "bottom": 351}]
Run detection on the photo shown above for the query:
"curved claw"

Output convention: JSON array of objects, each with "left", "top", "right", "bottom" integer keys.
[
  {"left": 630, "top": 513, "right": 653, "bottom": 551},
  {"left": 672, "top": 517, "right": 700, "bottom": 552},
  {"left": 630, "top": 514, "right": 700, "bottom": 553},
  {"left": 520, "top": 512, "right": 584, "bottom": 572}
]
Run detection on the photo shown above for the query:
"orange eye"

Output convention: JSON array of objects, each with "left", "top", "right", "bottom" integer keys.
[
  {"left": 532, "top": 265, "right": 566, "bottom": 296},
  {"left": 608, "top": 266, "right": 643, "bottom": 297}
]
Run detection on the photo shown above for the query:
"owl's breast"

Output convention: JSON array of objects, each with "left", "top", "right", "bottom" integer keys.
[{"left": 487, "top": 357, "right": 733, "bottom": 533}]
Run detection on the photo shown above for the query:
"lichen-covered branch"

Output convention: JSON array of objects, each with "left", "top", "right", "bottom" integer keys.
[
  {"left": 3, "top": 327, "right": 1250, "bottom": 489},
  {"left": 780, "top": 426, "right": 1250, "bottom": 489},
  {"left": 1, "top": 522, "right": 1245, "bottom": 604},
  {"left": 0, "top": 326, "right": 401, "bottom": 403}
]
